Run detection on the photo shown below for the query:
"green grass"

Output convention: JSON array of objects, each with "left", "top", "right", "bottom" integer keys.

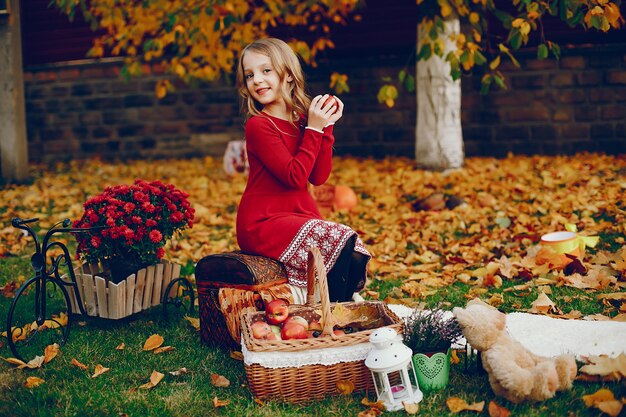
[{"left": 1, "top": 255, "right": 624, "bottom": 417}]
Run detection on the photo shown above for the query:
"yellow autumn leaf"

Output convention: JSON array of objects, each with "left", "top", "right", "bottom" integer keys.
[
  {"left": 488, "top": 401, "right": 511, "bottom": 417},
  {"left": 582, "top": 388, "right": 616, "bottom": 407},
  {"left": 361, "top": 397, "right": 385, "bottom": 411},
  {"left": 597, "top": 400, "right": 623, "bottom": 417},
  {"left": 143, "top": 334, "right": 164, "bottom": 351},
  {"left": 115, "top": 343, "right": 125, "bottom": 350},
  {"left": 211, "top": 374, "right": 230, "bottom": 387},
  {"left": 91, "top": 364, "right": 110, "bottom": 378},
  {"left": 184, "top": 316, "right": 200, "bottom": 331},
  {"left": 212, "top": 396, "right": 230, "bottom": 408},
  {"left": 139, "top": 370, "right": 165, "bottom": 389},
  {"left": 44, "top": 343, "right": 59, "bottom": 364},
  {"left": 71, "top": 358, "right": 89, "bottom": 371},
  {"left": 336, "top": 379, "right": 355, "bottom": 395},
  {"left": 153, "top": 346, "right": 175, "bottom": 354},
  {"left": 579, "top": 354, "right": 626, "bottom": 381},
  {"left": 450, "top": 349, "right": 461, "bottom": 364},
  {"left": 25, "top": 376, "right": 45, "bottom": 388},
  {"left": 168, "top": 368, "right": 188, "bottom": 376},
  {"left": 3, "top": 357, "right": 28, "bottom": 367},
  {"left": 447, "top": 397, "right": 485, "bottom": 413},
  {"left": 403, "top": 401, "right": 420, "bottom": 414}
]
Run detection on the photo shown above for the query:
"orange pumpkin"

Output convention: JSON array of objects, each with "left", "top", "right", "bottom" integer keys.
[{"left": 333, "top": 185, "right": 358, "bottom": 211}]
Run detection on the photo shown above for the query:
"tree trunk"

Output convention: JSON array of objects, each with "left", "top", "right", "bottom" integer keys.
[
  {"left": 415, "top": 18, "right": 464, "bottom": 171},
  {"left": 0, "top": 0, "right": 29, "bottom": 182}
]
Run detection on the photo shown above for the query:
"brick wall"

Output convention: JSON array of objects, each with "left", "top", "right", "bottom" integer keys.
[{"left": 23, "top": 43, "right": 626, "bottom": 163}]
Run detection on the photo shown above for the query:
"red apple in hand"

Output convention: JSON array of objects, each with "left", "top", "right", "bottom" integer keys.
[
  {"left": 282, "top": 322, "right": 308, "bottom": 340},
  {"left": 322, "top": 95, "right": 338, "bottom": 114},
  {"left": 251, "top": 321, "right": 273, "bottom": 339},
  {"left": 283, "top": 315, "right": 309, "bottom": 330},
  {"left": 265, "top": 298, "right": 290, "bottom": 325}
]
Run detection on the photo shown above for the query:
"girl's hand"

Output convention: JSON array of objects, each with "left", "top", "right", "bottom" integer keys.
[
  {"left": 327, "top": 95, "right": 344, "bottom": 125},
  {"left": 307, "top": 94, "right": 336, "bottom": 131}
]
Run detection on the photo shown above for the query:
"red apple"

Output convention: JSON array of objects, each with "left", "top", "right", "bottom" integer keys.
[
  {"left": 322, "top": 95, "right": 338, "bottom": 114},
  {"left": 283, "top": 315, "right": 309, "bottom": 330},
  {"left": 251, "top": 321, "right": 272, "bottom": 339},
  {"left": 281, "top": 323, "right": 308, "bottom": 340},
  {"left": 269, "top": 325, "right": 282, "bottom": 340},
  {"left": 265, "top": 298, "right": 290, "bottom": 325},
  {"left": 265, "top": 332, "right": 278, "bottom": 341}
]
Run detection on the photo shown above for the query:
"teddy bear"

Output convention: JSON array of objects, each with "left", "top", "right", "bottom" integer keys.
[{"left": 452, "top": 298, "right": 578, "bottom": 403}]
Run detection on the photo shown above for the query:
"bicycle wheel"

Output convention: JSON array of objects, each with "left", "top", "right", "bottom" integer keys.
[
  {"left": 162, "top": 277, "right": 195, "bottom": 319},
  {"left": 6, "top": 275, "right": 72, "bottom": 362}
]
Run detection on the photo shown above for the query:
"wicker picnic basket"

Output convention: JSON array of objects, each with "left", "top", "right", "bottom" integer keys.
[{"left": 240, "top": 247, "right": 403, "bottom": 403}]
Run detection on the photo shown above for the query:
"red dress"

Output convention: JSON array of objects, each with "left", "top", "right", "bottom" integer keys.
[{"left": 236, "top": 113, "right": 370, "bottom": 287}]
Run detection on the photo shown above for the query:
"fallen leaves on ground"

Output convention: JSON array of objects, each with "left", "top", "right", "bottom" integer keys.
[
  {"left": 403, "top": 401, "right": 419, "bottom": 414},
  {"left": 211, "top": 374, "right": 230, "bottom": 387},
  {"left": 447, "top": 397, "right": 485, "bottom": 413},
  {"left": 582, "top": 388, "right": 624, "bottom": 417},
  {"left": 358, "top": 408, "right": 383, "bottom": 417},
  {"left": 71, "top": 358, "right": 89, "bottom": 371},
  {"left": 336, "top": 380, "right": 355, "bottom": 395},
  {"left": 578, "top": 353, "right": 626, "bottom": 382},
  {"left": 115, "top": 343, "right": 125, "bottom": 350},
  {"left": 2, "top": 355, "right": 44, "bottom": 369},
  {"left": 91, "top": 364, "right": 110, "bottom": 378},
  {"left": 169, "top": 367, "right": 188, "bottom": 376},
  {"left": 212, "top": 397, "right": 229, "bottom": 408},
  {"left": 139, "top": 370, "right": 164, "bottom": 389},
  {"left": 153, "top": 346, "right": 175, "bottom": 354},
  {"left": 24, "top": 376, "right": 45, "bottom": 388},
  {"left": 184, "top": 316, "right": 200, "bottom": 331},
  {"left": 43, "top": 343, "right": 59, "bottom": 364},
  {"left": 361, "top": 397, "right": 385, "bottom": 411},
  {"left": 1, "top": 155, "right": 624, "bottom": 309},
  {"left": 142, "top": 334, "right": 164, "bottom": 351},
  {"left": 488, "top": 401, "right": 511, "bottom": 417}
]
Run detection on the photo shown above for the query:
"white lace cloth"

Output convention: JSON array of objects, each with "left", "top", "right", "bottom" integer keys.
[
  {"left": 242, "top": 338, "right": 373, "bottom": 368},
  {"left": 242, "top": 304, "right": 626, "bottom": 368}
]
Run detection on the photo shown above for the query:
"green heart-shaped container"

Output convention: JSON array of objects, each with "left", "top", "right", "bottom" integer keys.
[{"left": 412, "top": 348, "right": 451, "bottom": 391}]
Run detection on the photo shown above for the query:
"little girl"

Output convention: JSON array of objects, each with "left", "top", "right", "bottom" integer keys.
[{"left": 235, "top": 38, "right": 370, "bottom": 302}]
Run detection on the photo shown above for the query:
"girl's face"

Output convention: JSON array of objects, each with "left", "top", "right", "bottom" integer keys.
[{"left": 242, "top": 51, "right": 290, "bottom": 116}]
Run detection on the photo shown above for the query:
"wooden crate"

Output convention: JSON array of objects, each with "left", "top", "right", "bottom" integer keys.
[{"left": 68, "top": 260, "right": 181, "bottom": 319}]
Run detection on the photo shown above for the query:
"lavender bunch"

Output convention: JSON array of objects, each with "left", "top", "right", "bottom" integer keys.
[{"left": 403, "top": 307, "right": 463, "bottom": 354}]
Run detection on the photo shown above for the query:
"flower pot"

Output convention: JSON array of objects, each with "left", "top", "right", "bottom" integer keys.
[
  {"left": 104, "top": 257, "right": 151, "bottom": 284},
  {"left": 412, "top": 348, "right": 451, "bottom": 391},
  {"left": 72, "top": 260, "right": 181, "bottom": 319}
]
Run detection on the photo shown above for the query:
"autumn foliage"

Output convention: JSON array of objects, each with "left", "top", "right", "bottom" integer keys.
[{"left": 53, "top": 0, "right": 360, "bottom": 97}]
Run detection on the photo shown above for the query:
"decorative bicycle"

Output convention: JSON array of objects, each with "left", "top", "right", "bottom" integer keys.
[{"left": 5, "top": 217, "right": 194, "bottom": 361}]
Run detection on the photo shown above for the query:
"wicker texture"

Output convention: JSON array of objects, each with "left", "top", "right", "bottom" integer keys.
[
  {"left": 195, "top": 251, "right": 289, "bottom": 349},
  {"left": 242, "top": 247, "right": 403, "bottom": 403}
]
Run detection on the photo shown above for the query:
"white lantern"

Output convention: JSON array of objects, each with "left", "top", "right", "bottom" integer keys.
[{"left": 365, "top": 327, "right": 423, "bottom": 411}]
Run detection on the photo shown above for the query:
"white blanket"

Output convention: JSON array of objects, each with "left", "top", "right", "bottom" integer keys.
[{"left": 387, "top": 304, "right": 626, "bottom": 359}]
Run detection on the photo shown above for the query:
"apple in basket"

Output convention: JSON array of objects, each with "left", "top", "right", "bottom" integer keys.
[
  {"left": 269, "top": 325, "right": 282, "bottom": 340},
  {"left": 265, "top": 298, "right": 290, "bottom": 325},
  {"left": 281, "top": 322, "right": 308, "bottom": 340},
  {"left": 251, "top": 321, "right": 273, "bottom": 340},
  {"left": 283, "top": 315, "right": 309, "bottom": 330}
]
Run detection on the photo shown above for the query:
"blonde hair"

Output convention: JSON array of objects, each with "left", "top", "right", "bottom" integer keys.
[{"left": 236, "top": 38, "right": 311, "bottom": 127}]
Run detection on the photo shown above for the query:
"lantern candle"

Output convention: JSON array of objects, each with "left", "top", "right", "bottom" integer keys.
[{"left": 391, "top": 384, "right": 406, "bottom": 399}]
